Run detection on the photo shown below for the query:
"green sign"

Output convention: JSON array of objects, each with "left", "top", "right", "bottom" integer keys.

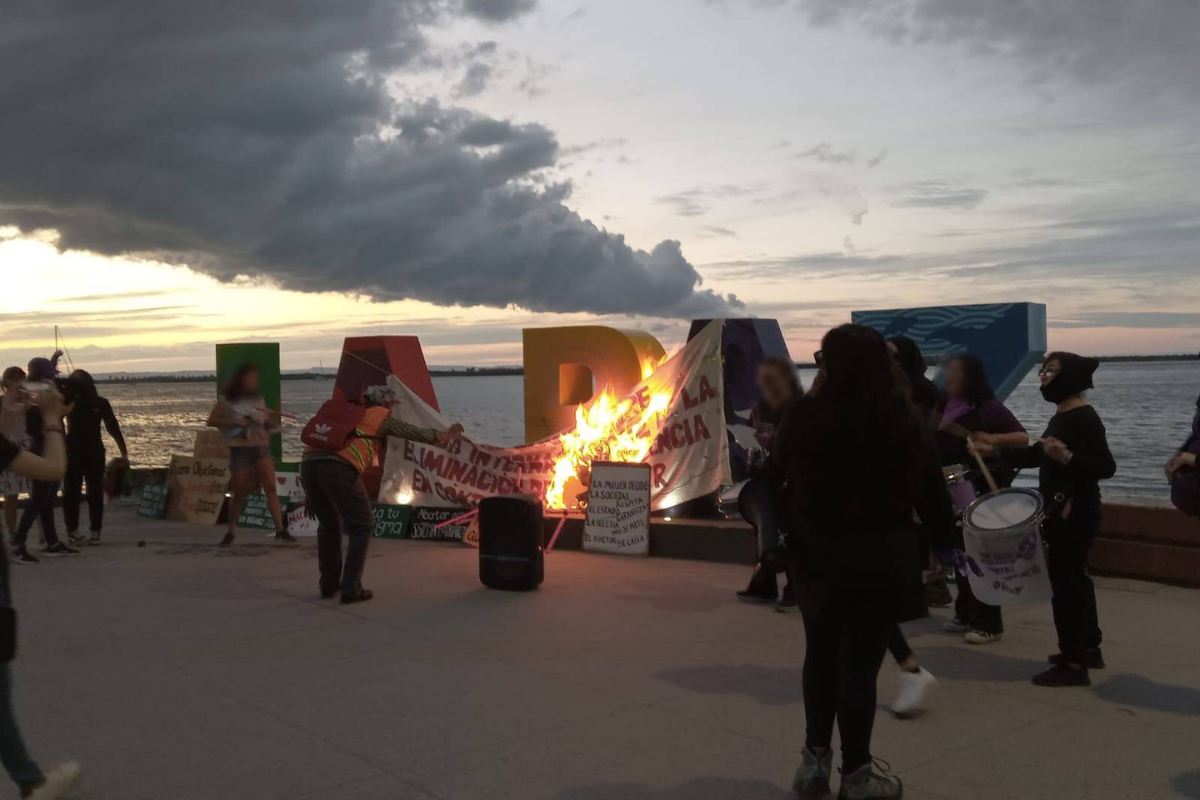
[
  {"left": 215, "top": 342, "right": 283, "bottom": 459},
  {"left": 373, "top": 504, "right": 413, "bottom": 539},
  {"left": 237, "top": 492, "right": 278, "bottom": 530},
  {"left": 136, "top": 483, "right": 168, "bottom": 519}
]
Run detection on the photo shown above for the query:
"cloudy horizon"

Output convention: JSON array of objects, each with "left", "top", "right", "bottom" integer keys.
[{"left": 2, "top": 0, "right": 1198, "bottom": 372}]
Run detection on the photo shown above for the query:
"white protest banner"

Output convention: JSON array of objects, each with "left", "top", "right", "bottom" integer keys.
[
  {"left": 583, "top": 462, "right": 651, "bottom": 555},
  {"left": 379, "top": 320, "right": 729, "bottom": 513}
]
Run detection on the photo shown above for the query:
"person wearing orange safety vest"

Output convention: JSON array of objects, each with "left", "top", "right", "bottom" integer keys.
[{"left": 301, "top": 385, "right": 462, "bottom": 604}]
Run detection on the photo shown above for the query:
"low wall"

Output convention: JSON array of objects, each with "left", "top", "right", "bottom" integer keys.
[{"left": 541, "top": 504, "right": 1200, "bottom": 588}]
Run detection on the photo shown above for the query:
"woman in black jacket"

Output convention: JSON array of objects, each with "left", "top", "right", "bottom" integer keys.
[
  {"left": 971, "top": 352, "right": 1116, "bottom": 687},
  {"left": 62, "top": 370, "right": 128, "bottom": 546},
  {"left": 779, "top": 325, "right": 955, "bottom": 800}
]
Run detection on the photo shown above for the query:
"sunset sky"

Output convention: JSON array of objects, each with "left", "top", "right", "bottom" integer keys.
[{"left": 2, "top": 0, "right": 1198, "bottom": 373}]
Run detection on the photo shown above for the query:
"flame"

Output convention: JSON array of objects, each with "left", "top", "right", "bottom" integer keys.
[{"left": 545, "top": 356, "right": 672, "bottom": 511}]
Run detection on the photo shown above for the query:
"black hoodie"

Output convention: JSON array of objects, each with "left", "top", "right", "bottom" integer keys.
[{"left": 66, "top": 371, "right": 126, "bottom": 456}]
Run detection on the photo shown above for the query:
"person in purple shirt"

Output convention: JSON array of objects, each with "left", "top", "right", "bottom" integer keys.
[{"left": 935, "top": 355, "right": 1029, "bottom": 646}]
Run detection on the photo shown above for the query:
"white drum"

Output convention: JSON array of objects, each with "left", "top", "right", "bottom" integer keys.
[{"left": 961, "top": 488, "right": 1052, "bottom": 606}]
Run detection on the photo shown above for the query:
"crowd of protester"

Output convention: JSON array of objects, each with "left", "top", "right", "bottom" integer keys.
[{"left": 731, "top": 325, "right": 1123, "bottom": 799}]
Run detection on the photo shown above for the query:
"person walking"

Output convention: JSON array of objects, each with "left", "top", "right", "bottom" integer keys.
[
  {"left": 11, "top": 354, "right": 77, "bottom": 563},
  {"left": 0, "top": 384, "right": 84, "bottom": 799},
  {"left": 300, "top": 386, "right": 462, "bottom": 603},
  {"left": 207, "top": 364, "right": 291, "bottom": 547},
  {"left": 935, "top": 354, "right": 1028, "bottom": 646},
  {"left": 61, "top": 371, "right": 127, "bottom": 547},
  {"left": 778, "top": 325, "right": 955, "bottom": 799},
  {"left": 971, "top": 352, "right": 1115, "bottom": 687}
]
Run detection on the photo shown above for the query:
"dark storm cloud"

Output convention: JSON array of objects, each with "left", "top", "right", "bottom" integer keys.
[
  {"left": 791, "top": 0, "right": 1200, "bottom": 104},
  {"left": 891, "top": 180, "right": 988, "bottom": 210},
  {"left": 0, "top": 0, "right": 739, "bottom": 320}
]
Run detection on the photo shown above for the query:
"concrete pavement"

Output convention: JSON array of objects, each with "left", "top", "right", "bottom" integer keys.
[{"left": 7, "top": 506, "right": 1200, "bottom": 800}]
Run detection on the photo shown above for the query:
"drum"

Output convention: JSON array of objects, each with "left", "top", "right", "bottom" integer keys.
[
  {"left": 961, "top": 488, "right": 1051, "bottom": 606},
  {"left": 943, "top": 464, "right": 978, "bottom": 514}
]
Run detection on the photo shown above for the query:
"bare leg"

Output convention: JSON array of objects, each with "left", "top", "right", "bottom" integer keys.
[
  {"left": 225, "top": 468, "right": 258, "bottom": 535},
  {"left": 255, "top": 457, "right": 285, "bottom": 532}
]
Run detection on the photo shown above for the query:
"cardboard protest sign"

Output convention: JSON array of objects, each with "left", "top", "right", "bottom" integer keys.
[
  {"left": 583, "top": 462, "right": 650, "bottom": 556},
  {"left": 193, "top": 429, "right": 230, "bottom": 461},
  {"left": 407, "top": 507, "right": 472, "bottom": 541},
  {"left": 165, "top": 455, "right": 230, "bottom": 525},
  {"left": 372, "top": 504, "right": 413, "bottom": 539},
  {"left": 379, "top": 320, "right": 729, "bottom": 513}
]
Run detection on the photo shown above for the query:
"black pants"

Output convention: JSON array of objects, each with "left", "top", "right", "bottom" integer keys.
[
  {"left": 63, "top": 447, "right": 105, "bottom": 534},
  {"left": 12, "top": 482, "right": 60, "bottom": 550},
  {"left": 300, "top": 459, "right": 374, "bottom": 594},
  {"left": 799, "top": 590, "right": 893, "bottom": 773},
  {"left": 887, "top": 626, "right": 913, "bottom": 664},
  {"left": 953, "top": 569, "right": 1004, "bottom": 634},
  {"left": 1046, "top": 518, "right": 1102, "bottom": 661}
]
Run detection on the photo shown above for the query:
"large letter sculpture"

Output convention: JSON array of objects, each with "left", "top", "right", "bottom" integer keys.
[
  {"left": 851, "top": 303, "right": 1047, "bottom": 401},
  {"left": 215, "top": 342, "right": 283, "bottom": 460},
  {"left": 335, "top": 336, "right": 439, "bottom": 411},
  {"left": 688, "top": 318, "right": 791, "bottom": 425},
  {"left": 523, "top": 327, "right": 666, "bottom": 443}
]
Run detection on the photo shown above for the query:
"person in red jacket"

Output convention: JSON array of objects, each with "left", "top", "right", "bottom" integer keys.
[{"left": 300, "top": 385, "right": 462, "bottom": 604}]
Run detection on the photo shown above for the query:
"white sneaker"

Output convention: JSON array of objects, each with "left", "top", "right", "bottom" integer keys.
[
  {"left": 891, "top": 667, "right": 936, "bottom": 717},
  {"left": 25, "top": 761, "right": 82, "bottom": 799},
  {"left": 964, "top": 630, "right": 1003, "bottom": 645}
]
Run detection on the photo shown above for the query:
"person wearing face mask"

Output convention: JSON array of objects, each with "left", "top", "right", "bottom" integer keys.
[{"left": 971, "top": 353, "right": 1115, "bottom": 687}]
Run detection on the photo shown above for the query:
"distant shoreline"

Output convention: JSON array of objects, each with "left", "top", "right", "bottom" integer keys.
[
  {"left": 93, "top": 354, "right": 1198, "bottom": 384},
  {"left": 96, "top": 367, "right": 524, "bottom": 384}
]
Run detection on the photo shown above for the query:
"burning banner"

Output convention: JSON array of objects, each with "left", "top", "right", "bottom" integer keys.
[{"left": 379, "top": 320, "right": 729, "bottom": 512}]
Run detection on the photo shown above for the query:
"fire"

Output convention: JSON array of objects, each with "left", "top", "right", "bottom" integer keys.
[{"left": 545, "top": 358, "right": 672, "bottom": 511}]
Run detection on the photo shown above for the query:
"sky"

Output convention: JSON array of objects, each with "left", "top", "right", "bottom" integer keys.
[{"left": 1, "top": 0, "right": 1198, "bottom": 372}]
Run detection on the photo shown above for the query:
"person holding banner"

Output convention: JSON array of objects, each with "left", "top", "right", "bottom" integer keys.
[
  {"left": 207, "top": 364, "right": 291, "bottom": 547},
  {"left": 779, "top": 325, "right": 955, "bottom": 800},
  {"left": 971, "top": 352, "right": 1115, "bottom": 688},
  {"left": 300, "top": 385, "right": 462, "bottom": 604}
]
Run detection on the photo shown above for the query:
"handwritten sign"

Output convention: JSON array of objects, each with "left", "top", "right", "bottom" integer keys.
[
  {"left": 193, "top": 429, "right": 230, "bottom": 461},
  {"left": 165, "top": 455, "right": 230, "bottom": 525},
  {"left": 136, "top": 482, "right": 169, "bottom": 519},
  {"left": 583, "top": 462, "right": 651, "bottom": 556},
  {"left": 408, "top": 507, "right": 470, "bottom": 541},
  {"left": 372, "top": 504, "right": 413, "bottom": 539},
  {"left": 237, "top": 492, "right": 277, "bottom": 530}
]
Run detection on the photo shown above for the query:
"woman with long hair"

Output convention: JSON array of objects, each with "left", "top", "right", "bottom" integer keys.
[
  {"left": 936, "top": 354, "right": 1028, "bottom": 645},
  {"left": 207, "top": 364, "right": 291, "bottom": 547},
  {"left": 779, "top": 325, "right": 955, "bottom": 799},
  {"left": 971, "top": 353, "right": 1115, "bottom": 687},
  {"left": 62, "top": 370, "right": 128, "bottom": 546},
  {"left": 736, "top": 357, "right": 804, "bottom": 612}
]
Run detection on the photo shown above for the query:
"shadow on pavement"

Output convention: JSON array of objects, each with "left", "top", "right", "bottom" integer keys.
[
  {"left": 911, "top": 646, "right": 1046, "bottom": 682},
  {"left": 556, "top": 778, "right": 790, "bottom": 800},
  {"left": 655, "top": 664, "right": 801, "bottom": 706},
  {"left": 1093, "top": 673, "right": 1200, "bottom": 716},
  {"left": 1172, "top": 769, "right": 1200, "bottom": 799}
]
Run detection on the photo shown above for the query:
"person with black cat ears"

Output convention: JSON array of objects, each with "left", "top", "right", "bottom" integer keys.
[
  {"left": 778, "top": 325, "right": 955, "bottom": 799},
  {"left": 971, "top": 352, "right": 1115, "bottom": 687}
]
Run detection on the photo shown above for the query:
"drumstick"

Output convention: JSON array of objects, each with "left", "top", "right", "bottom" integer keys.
[{"left": 972, "top": 449, "right": 1000, "bottom": 493}]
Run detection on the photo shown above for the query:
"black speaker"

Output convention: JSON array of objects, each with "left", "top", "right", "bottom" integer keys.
[{"left": 478, "top": 494, "right": 545, "bottom": 591}]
